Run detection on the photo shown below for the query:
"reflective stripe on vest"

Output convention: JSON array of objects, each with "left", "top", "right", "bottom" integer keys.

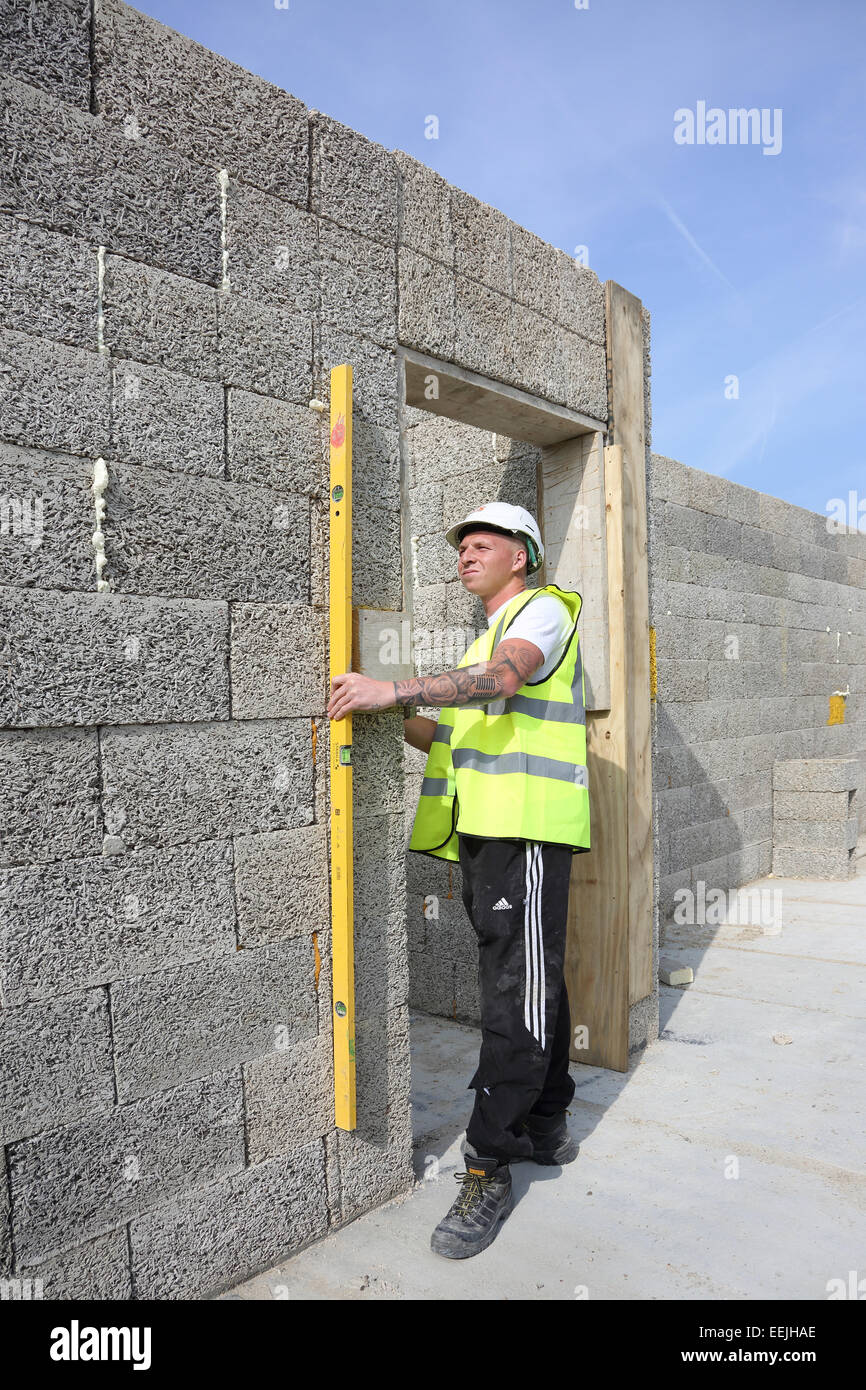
[{"left": 408, "top": 583, "right": 590, "bottom": 861}]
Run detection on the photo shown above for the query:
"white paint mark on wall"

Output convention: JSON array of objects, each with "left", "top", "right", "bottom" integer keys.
[
  {"left": 91, "top": 457, "right": 110, "bottom": 592},
  {"left": 410, "top": 532, "right": 419, "bottom": 590},
  {"left": 96, "top": 246, "right": 106, "bottom": 355},
  {"left": 218, "top": 168, "right": 230, "bottom": 292}
]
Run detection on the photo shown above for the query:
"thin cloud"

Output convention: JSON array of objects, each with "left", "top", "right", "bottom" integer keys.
[{"left": 655, "top": 193, "right": 739, "bottom": 294}]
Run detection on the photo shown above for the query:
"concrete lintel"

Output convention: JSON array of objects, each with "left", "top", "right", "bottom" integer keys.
[{"left": 400, "top": 347, "right": 605, "bottom": 446}]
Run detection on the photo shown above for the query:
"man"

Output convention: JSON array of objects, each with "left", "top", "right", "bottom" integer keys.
[{"left": 327, "top": 501, "right": 590, "bottom": 1260}]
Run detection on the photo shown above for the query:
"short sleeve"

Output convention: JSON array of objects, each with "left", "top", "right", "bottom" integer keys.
[{"left": 495, "top": 595, "right": 573, "bottom": 679}]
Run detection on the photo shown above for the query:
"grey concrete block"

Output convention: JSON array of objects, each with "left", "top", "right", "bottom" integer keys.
[
  {"left": 18, "top": 1230, "right": 132, "bottom": 1298},
  {"left": 656, "top": 784, "right": 694, "bottom": 833},
  {"left": 0, "top": 989, "right": 114, "bottom": 1144},
  {"left": 425, "top": 893, "right": 475, "bottom": 963},
  {"left": 409, "top": 934, "right": 459, "bottom": 1015},
  {"left": 350, "top": 714, "right": 405, "bottom": 822},
  {"left": 509, "top": 300, "right": 558, "bottom": 399},
  {"left": 354, "top": 805, "right": 406, "bottom": 935},
  {"left": 233, "top": 824, "right": 329, "bottom": 948},
  {"left": 452, "top": 953, "right": 481, "bottom": 1025},
  {"left": 774, "top": 816, "right": 858, "bottom": 851},
  {"left": 705, "top": 515, "right": 742, "bottom": 559},
  {"left": 93, "top": 0, "right": 309, "bottom": 205},
  {"left": 102, "top": 255, "right": 219, "bottom": 380},
  {"left": 0, "top": 214, "right": 97, "bottom": 350},
  {"left": 352, "top": 814, "right": 409, "bottom": 1018},
  {"left": 406, "top": 410, "right": 491, "bottom": 482},
  {"left": 707, "top": 659, "right": 747, "bottom": 700},
  {"left": 453, "top": 275, "right": 511, "bottom": 381},
  {"left": 313, "top": 114, "right": 398, "bottom": 245},
  {"left": 655, "top": 659, "right": 708, "bottom": 702},
  {"left": 654, "top": 701, "right": 693, "bottom": 746},
  {"left": 413, "top": 528, "right": 456, "bottom": 588},
  {"left": 231, "top": 603, "right": 325, "bottom": 718},
  {"left": 227, "top": 388, "right": 324, "bottom": 496},
  {"left": 333, "top": 1006, "right": 413, "bottom": 1223},
  {"left": 649, "top": 454, "right": 691, "bottom": 507},
  {"left": 112, "top": 938, "right": 318, "bottom": 1102},
  {"left": 406, "top": 845, "right": 457, "bottom": 900},
  {"left": 397, "top": 246, "right": 455, "bottom": 358},
  {"left": 687, "top": 468, "right": 728, "bottom": 517},
  {"left": 130, "top": 1142, "right": 329, "bottom": 1300},
  {"left": 310, "top": 495, "right": 328, "bottom": 611},
  {"left": 659, "top": 867, "right": 692, "bottom": 923},
  {"left": 555, "top": 251, "right": 606, "bottom": 346},
  {"left": 688, "top": 850, "right": 735, "bottom": 898},
  {"left": 0, "top": 728, "right": 100, "bottom": 868},
  {"left": 320, "top": 220, "right": 396, "bottom": 348},
  {"left": 225, "top": 179, "right": 318, "bottom": 315},
  {"left": 218, "top": 292, "right": 313, "bottom": 405},
  {"left": 0, "top": 1149, "right": 10, "bottom": 1278},
  {"left": 656, "top": 543, "right": 693, "bottom": 584},
  {"left": 0, "top": 327, "right": 109, "bottom": 458},
  {"left": 353, "top": 498, "right": 403, "bottom": 610},
  {"left": 664, "top": 501, "right": 706, "bottom": 551},
  {"left": 318, "top": 325, "right": 399, "bottom": 433},
  {"left": 111, "top": 359, "right": 224, "bottom": 477},
  {"left": 671, "top": 817, "right": 742, "bottom": 874},
  {"left": 555, "top": 328, "right": 608, "bottom": 419},
  {"left": 773, "top": 790, "right": 853, "bottom": 821},
  {"left": 8, "top": 1073, "right": 245, "bottom": 1263},
  {"left": 0, "top": 443, "right": 95, "bottom": 590},
  {"left": 725, "top": 481, "right": 762, "bottom": 525},
  {"left": 0, "top": 839, "right": 237, "bottom": 1006},
  {"left": 771, "top": 844, "right": 856, "bottom": 880},
  {"left": 0, "top": 0, "right": 90, "bottom": 108},
  {"left": 510, "top": 223, "right": 560, "bottom": 322},
  {"left": 0, "top": 76, "right": 222, "bottom": 283},
  {"left": 394, "top": 150, "right": 453, "bottom": 264},
  {"left": 244, "top": 1032, "right": 333, "bottom": 1163},
  {"left": 104, "top": 463, "right": 308, "bottom": 602},
  {"left": 451, "top": 188, "right": 511, "bottom": 294},
  {"left": 759, "top": 491, "right": 821, "bottom": 546},
  {"left": 99, "top": 719, "right": 314, "bottom": 852},
  {"left": 351, "top": 419, "right": 402, "bottom": 512},
  {"left": 0, "top": 587, "right": 229, "bottom": 726},
  {"left": 773, "top": 757, "right": 860, "bottom": 792}
]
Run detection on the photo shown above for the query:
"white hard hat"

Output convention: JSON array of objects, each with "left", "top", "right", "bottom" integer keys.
[{"left": 444, "top": 502, "right": 544, "bottom": 575}]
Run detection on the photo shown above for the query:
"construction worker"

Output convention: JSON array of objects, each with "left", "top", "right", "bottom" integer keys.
[{"left": 327, "top": 501, "right": 590, "bottom": 1260}]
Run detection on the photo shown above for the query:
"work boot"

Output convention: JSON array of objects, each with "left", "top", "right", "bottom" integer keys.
[
  {"left": 524, "top": 1110, "right": 579, "bottom": 1165},
  {"left": 430, "top": 1153, "right": 514, "bottom": 1259}
]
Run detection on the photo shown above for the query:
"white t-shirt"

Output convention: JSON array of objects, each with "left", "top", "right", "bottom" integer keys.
[{"left": 486, "top": 591, "right": 573, "bottom": 682}]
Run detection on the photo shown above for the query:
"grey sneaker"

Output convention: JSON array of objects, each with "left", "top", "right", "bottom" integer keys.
[
  {"left": 524, "top": 1111, "right": 579, "bottom": 1165},
  {"left": 430, "top": 1154, "right": 514, "bottom": 1259}
]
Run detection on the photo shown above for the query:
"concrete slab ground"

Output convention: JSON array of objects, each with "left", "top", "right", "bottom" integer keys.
[{"left": 219, "top": 841, "right": 866, "bottom": 1300}]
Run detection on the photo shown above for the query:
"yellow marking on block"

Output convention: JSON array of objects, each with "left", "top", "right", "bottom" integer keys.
[
  {"left": 649, "top": 626, "right": 657, "bottom": 701},
  {"left": 828, "top": 694, "right": 845, "bottom": 726},
  {"left": 329, "top": 363, "right": 356, "bottom": 1130},
  {"left": 312, "top": 930, "right": 321, "bottom": 991}
]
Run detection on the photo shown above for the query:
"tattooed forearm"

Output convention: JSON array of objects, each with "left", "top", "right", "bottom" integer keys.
[{"left": 393, "top": 639, "right": 543, "bottom": 708}]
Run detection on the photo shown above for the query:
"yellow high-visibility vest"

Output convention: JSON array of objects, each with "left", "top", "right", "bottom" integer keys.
[{"left": 408, "top": 584, "right": 590, "bottom": 861}]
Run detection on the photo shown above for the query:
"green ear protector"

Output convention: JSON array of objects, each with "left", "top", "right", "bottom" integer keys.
[{"left": 457, "top": 523, "right": 540, "bottom": 572}]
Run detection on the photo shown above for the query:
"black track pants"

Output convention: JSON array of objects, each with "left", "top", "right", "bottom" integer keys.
[{"left": 458, "top": 832, "right": 577, "bottom": 1163}]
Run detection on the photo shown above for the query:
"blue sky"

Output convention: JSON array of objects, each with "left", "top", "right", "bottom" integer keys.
[{"left": 136, "top": 0, "right": 864, "bottom": 519}]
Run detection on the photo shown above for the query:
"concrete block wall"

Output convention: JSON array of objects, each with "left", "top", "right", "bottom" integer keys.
[
  {"left": 0, "top": 0, "right": 618, "bottom": 1296},
  {"left": 648, "top": 454, "right": 866, "bottom": 924},
  {"left": 772, "top": 757, "right": 860, "bottom": 879}
]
